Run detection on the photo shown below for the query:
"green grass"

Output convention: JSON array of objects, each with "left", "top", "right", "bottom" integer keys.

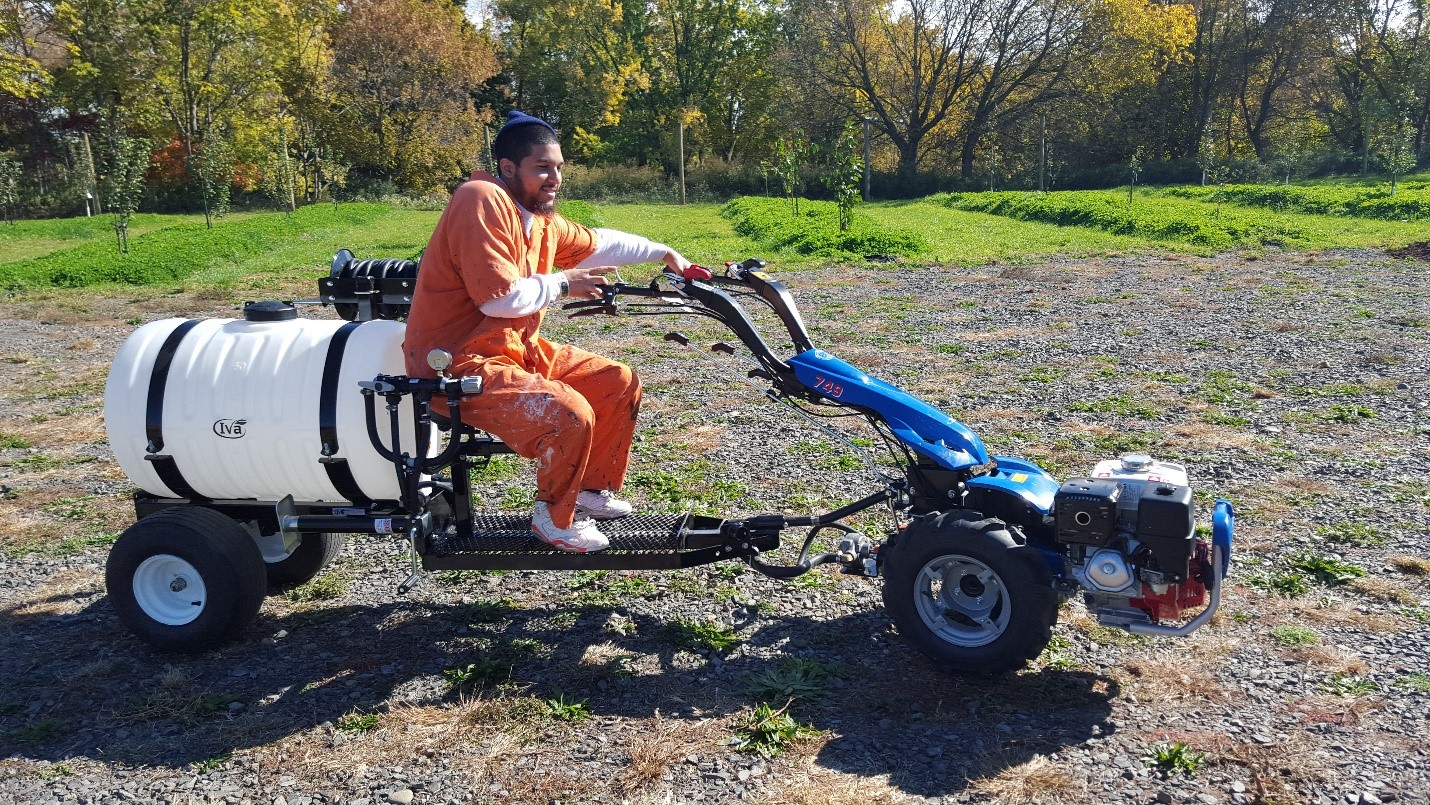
[
  {"left": 936, "top": 188, "right": 1428, "bottom": 250},
  {"left": 0, "top": 204, "right": 436, "bottom": 294},
  {"left": 721, "top": 197, "right": 927, "bottom": 259},
  {"left": 4, "top": 181, "right": 1426, "bottom": 297},
  {"left": 864, "top": 198, "right": 1159, "bottom": 263}
]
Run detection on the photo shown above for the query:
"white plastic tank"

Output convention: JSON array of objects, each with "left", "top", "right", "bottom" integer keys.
[
  {"left": 1090, "top": 453, "right": 1190, "bottom": 488},
  {"left": 104, "top": 304, "right": 429, "bottom": 503}
]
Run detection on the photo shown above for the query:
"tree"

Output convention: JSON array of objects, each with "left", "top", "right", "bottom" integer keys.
[
  {"left": 105, "top": 135, "right": 150, "bottom": 253},
  {"left": 328, "top": 0, "right": 498, "bottom": 192},
  {"left": 1, "top": 0, "right": 51, "bottom": 101},
  {"left": 1372, "top": 113, "right": 1419, "bottom": 194},
  {"left": 195, "top": 132, "right": 232, "bottom": 225},
  {"left": 0, "top": 151, "right": 19, "bottom": 223},
  {"left": 823, "top": 121, "right": 863, "bottom": 230},
  {"left": 786, "top": 0, "right": 988, "bottom": 177},
  {"left": 140, "top": 0, "right": 287, "bottom": 201}
]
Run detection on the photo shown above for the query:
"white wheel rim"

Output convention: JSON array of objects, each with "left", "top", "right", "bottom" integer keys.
[
  {"left": 913, "top": 554, "right": 1012, "bottom": 648},
  {"left": 132, "top": 554, "right": 208, "bottom": 626}
]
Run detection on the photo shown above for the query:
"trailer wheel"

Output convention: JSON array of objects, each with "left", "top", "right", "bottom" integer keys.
[
  {"left": 106, "top": 507, "right": 267, "bottom": 653},
  {"left": 263, "top": 532, "right": 345, "bottom": 589},
  {"left": 881, "top": 512, "right": 1058, "bottom": 675}
]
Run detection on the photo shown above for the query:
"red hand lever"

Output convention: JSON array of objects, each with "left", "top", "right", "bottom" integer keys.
[{"left": 683, "top": 265, "right": 713, "bottom": 281}]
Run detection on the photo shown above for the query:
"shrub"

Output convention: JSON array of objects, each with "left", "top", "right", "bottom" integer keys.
[
  {"left": 720, "top": 196, "right": 926, "bottom": 259},
  {"left": 936, "top": 190, "right": 1304, "bottom": 247},
  {"left": 1163, "top": 183, "right": 1430, "bottom": 221}
]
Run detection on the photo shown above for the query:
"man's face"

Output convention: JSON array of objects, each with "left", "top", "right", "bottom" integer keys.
[{"left": 500, "top": 142, "right": 563, "bottom": 215}]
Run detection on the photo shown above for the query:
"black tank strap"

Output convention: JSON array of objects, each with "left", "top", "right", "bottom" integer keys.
[
  {"left": 319, "top": 322, "right": 372, "bottom": 505},
  {"left": 144, "top": 319, "right": 204, "bottom": 500}
]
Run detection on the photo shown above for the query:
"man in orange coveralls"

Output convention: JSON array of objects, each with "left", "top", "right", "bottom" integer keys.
[{"left": 404, "top": 111, "right": 691, "bottom": 553}]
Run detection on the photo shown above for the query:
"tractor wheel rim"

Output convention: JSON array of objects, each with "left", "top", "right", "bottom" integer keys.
[
  {"left": 913, "top": 554, "right": 1011, "bottom": 647},
  {"left": 132, "top": 554, "right": 207, "bottom": 626}
]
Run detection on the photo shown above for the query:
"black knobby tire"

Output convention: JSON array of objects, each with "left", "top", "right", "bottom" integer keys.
[
  {"left": 881, "top": 511, "right": 1059, "bottom": 675},
  {"left": 264, "top": 532, "right": 345, "bottom": 589},
  {"left": 105, "top": 507, "right": 267, "bottom": 653}
]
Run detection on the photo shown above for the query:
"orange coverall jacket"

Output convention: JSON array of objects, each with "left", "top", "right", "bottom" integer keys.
[{"left": 403, "top": 173, "right": 641, "bottom": 528}]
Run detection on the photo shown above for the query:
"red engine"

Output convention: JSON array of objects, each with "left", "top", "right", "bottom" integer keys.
[{"left": 1128, "top": 547, "right": 1211, "bottom": 623}]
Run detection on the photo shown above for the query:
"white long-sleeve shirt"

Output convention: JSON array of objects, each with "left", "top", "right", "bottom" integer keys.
[{"left": 479, "top": 223, "right": 671, "bottom": 318}]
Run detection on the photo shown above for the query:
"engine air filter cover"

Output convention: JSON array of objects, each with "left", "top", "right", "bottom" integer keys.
[{"left": 1055, "top": 477, "right": 1121, "bottom": 546}]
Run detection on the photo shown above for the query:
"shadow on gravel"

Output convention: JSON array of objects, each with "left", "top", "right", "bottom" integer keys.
[{"left": 0, "top": 586, "right": 1115, "bottom": 798}]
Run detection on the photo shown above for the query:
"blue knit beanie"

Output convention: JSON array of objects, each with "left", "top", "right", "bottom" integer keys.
[{"left": 500, "top": 110, "right": 557, "bottom": 137}]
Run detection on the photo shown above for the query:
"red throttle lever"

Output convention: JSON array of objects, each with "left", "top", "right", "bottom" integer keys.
[{"left": 682, "top": 265, "right": 713, "bottom": 281}]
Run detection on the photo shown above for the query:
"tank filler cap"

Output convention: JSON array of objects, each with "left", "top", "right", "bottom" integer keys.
[
  {"left": 243, "top": 300, "right": 298, "bottom": 322},
  {"left": 1119, "top": 453, "right": 1154, "bottom": 472}
]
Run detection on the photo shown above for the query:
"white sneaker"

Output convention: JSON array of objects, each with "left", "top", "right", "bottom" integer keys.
[
  {"left": 531, "top": 501, "right": 610, "bottom": 553},
  {"left": 575, "top": 489, "right": 633, "bottom": 520}
]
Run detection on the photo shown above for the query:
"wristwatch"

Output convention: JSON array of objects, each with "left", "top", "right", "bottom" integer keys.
[{"left": 557, "top": 273, "right": 570, "bottom": 298}]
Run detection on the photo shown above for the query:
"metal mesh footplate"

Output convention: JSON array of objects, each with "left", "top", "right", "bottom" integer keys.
[{"left": 429, "top": 513, "right": 720, "bottom": 555}]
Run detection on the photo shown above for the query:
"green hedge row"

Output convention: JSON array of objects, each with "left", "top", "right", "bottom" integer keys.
[
  {"left": 720, "top": 197, "right": 926, "bottom": 259},
  {"left": 1162, "top": 183, "right": 1430, "bottom": 221},
  {"left": 937, "top": 190, "right": 1306, "bottom": 248},
  {"left": 0, "top": 204, "right": 391, "bottom": 290}
]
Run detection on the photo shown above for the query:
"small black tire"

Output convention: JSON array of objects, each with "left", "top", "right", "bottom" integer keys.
[
  {"left": 105, "top": 507, "right": 267, "bottom": 653},
  {"left": 881, "top": 511, "right": 1058, "bottom": 675},
  {"left": 264, "top": 532, "right": 345, "bottom": 589}
]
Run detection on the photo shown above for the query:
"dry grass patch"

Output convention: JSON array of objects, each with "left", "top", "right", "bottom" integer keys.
[
  {"left": 1163, "top": 421, "right": 1261, "bottom": 451},
  {"left": 621, "top": 713, "right": 722, "bottom": 793},
  {"left": 1114, "top": 652, "right": 1235, "bottom": 705},
  {"left": 1349, "top": 576, "right": 1416, "bottom": 604},
  {"left": 1388, "top": 555, "right": 1430, "bottom": 576},
  {"left": 13, "top": 413, "right": 107, "bottom": 447},
  {"left": 759, "top": 758, "right": 919, "bottom": 804},
  {"left": 1214, "top": 735, "right": 1326, "bottom": 802},
  {"left": 968, "top": 754, "right": 1082, "bottom": 804},
  {"left": 1284, "top": 645, "right": 1369, "bottom": 675},
  {"left": 1288, "top": 600, "right": 1390, "bottom": 631}
]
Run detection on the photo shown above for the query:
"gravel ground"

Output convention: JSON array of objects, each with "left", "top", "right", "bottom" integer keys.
[{"left": 1, "top": 246, "right": 1428, "bottom": 805}]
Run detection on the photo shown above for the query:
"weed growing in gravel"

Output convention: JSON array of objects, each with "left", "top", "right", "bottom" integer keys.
[
  {"left": 1393, "top": 674, "right": 1430, "bottom": 693},
  {"left": 1270, "top": 626, "right": 1320, "bottom": 646},
  {"left": 1320, "top": 404, "right": 1375, "bottom": 423},
  {"left": 743, "top": 658, "right": 838, "bottom": 704},
  {"left": 335, "top": 711, "right": 381, "bottom": 734},
  {"left": 36, "top": 763, "right": 75, "bottom": 779},
  {"left": 629, "top": 461, "right": 745, "bottom": 514},
  {"left": 1316, "top": 522, "right": 1387, "bottom": 548},
  {"left": 1067, "top": 395, "right": 1160, "bottom": 419},
  {"left": 193, "top": 753, "right": 232, "bottom": 773},
  {"left": 665, "top": 616, "right": 739, "bottom": 654},
  {"left": 1037, "top": 633, "right": 1079, "bottom": 670},
  {"left": 565, "top": 570, "right": 608, "bottom": 589},
  {"left": 443, "top": 658, "right": 513, "bottom": 690},
  {"left": 283, "top": 571, "right": 350, "bottom": 602},
  {"left": 1245, "top": 569, "right": 1310, "bottom": 597},
  {"left": 452, "top": 597, "right": 515, "bottom": 624},
  {"left": 1397, "top": 606, "right": 1430, "bottom": 623},
  {"left": 470, "top": 455, "right": 525, "bottom": 483},
  {"left": 543, "top": 693, "right": 591, "bottom": 722},
  {"left": 1290, "top": 553, "right": 1366, "bottom": 586},
  {"left": 1319, "top": 674, "right": 1378, "bottom": 697},
  {"left": 0, "top": 431, "right": 30, "bottom": 448},
  {"left": 1143, "top": 741, "right": 1205, "bottom": 776},
  {"left": 725, "top": 702, "right": 818, "bottom": 759}
]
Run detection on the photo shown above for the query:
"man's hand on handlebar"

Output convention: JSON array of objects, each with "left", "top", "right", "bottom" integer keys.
[
  {"left": 663, "top": 249, "right": 692, "bottom": 275},
  {"left": 564, "top": 265, "right": 617, "bottom": 299}
]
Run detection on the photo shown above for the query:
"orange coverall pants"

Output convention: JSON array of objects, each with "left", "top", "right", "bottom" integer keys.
[{"left": 457, "top": 344, "right": 640, "bottom": 529}]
